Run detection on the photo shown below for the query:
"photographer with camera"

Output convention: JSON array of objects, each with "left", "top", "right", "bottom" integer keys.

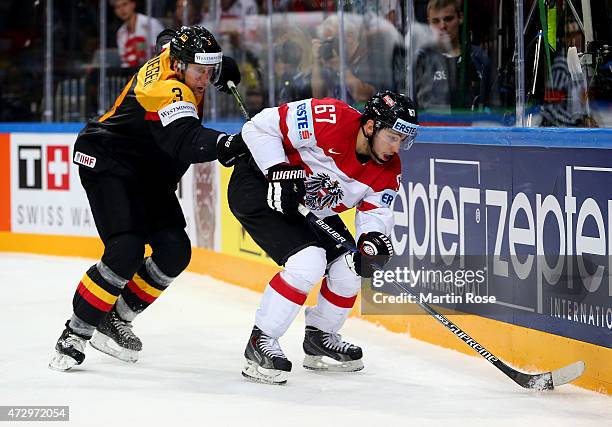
[
  {"left": 274, "top": 28, "right": 314, "bottom": 104},
  {"left": 311, "top": 14, "right": 380, "bottom": 107}
]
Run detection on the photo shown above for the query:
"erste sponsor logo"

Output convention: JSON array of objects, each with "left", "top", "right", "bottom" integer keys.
[
  {"left": 392, "top": 118, "right": 418, "bottom": 136},
  {"left": 295, "top": 102, "right": 312, "bottom": 140}
]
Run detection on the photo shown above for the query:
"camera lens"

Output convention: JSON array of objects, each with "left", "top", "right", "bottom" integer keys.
[{"left": 319, "top": 38, "right": 337, "bottom": 61}]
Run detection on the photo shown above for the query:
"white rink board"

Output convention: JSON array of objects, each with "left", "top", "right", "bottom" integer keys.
[
  {"left": 9, "top": 133, "right": 197, "bottom": 240},
  {"left": 10, "top": 133, "right": 97, "bottom": 236},
  {"left": 0, "top": 253, "right": 610, "bottom": 427}
]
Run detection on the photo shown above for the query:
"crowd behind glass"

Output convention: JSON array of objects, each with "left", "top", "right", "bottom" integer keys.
[{"left": 0, "top": 0, "right": 611, "bottom": 127}]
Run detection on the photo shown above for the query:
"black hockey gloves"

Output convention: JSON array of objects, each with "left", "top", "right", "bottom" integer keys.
[
  {"left": 266, "top": 163, "right": 306, "bottom": 216},
  {"left": 214, "top": 56, "right": 241, "bottom": 93},
  {"left": 349, "top": 231, "right": 394, "bottom": 278},
  {"left": 217, "top": 133, "right": 248, "bottom": 167}
]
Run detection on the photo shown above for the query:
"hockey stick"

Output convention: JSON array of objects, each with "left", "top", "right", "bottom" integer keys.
[
  {"left": 297, "top": 204, "right": 585, "bottom": 391},
  {"left": 227, "top": 80, "right": 251, "bottom": 120}
]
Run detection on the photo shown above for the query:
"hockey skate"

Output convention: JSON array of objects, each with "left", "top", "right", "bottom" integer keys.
[
  {"left": 242, "top": 326, "right": 292, "bottom": 385},
  {"left": 89, "top": 307, "right": 142, "bottom": 363},
  {"left": 303, "top": 326, "right": 364, "bottom": 372},
  {"left": 49, "top": 322, "right": 88, "bottom": 371}
]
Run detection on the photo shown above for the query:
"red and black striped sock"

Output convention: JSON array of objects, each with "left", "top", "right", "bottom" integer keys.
[
  {"left": 69, "top": 262, "right": 128, "bottom": 337},
  {"left": 115, "top": 257, "right": 175, "bottom": 321}
]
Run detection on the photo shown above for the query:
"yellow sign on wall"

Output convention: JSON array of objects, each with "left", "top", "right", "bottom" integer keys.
[{"left": 219, "top": 165, "right": 355, "bottom": 266}]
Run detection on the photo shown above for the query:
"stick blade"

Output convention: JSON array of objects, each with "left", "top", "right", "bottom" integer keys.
[
  {"left": 512, "top": 361, "right": 585, "bottom": 390},
  {"left": 551, "top": 361, "right": 585, "bottom": 387}
]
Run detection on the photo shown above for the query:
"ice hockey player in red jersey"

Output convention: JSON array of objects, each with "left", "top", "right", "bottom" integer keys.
[{"left": 224, "top": 91, "right": 419, "bottom": 384}]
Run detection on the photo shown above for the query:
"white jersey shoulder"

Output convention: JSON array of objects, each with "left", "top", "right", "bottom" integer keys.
[{"left": 284, "top": 99, "right": 316, "bottom": 148}]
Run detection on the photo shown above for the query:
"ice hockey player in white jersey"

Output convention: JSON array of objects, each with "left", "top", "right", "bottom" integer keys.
[{"left": 221, "top": 90, "right": 419, "bottom": 385}]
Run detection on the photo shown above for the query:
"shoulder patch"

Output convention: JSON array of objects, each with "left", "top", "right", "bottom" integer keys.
[
  {"left": 158, "top": 101, "right": 199, "bottom": 126},
  {"left": 381, "top": 189, "right": 397, "bottom": 207},
  {"left": 135, "top": 78, "right": 197, "bottom": 113},
  {"left": 292, "top": 100, "right": 314, "bottom": 142}
]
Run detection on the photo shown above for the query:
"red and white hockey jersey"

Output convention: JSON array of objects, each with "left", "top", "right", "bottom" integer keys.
[{"left": 242, "top": 98, "right": 401, "bottom": 238}]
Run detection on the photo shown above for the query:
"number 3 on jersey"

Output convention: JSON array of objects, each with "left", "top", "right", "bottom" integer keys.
[
  {"left": 314, "top": 104, "right": 336, "bottom": 124},
  {"left": 172, "top": 87, "right": 183, "bottom": 102}
]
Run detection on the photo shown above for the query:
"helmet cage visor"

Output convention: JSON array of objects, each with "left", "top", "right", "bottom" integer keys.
[
  {"left": 192, "top": 52, "right": 223, "bottom": 83},
  {"left": 378, "top": 118, "right": 419, "bottom": 150}
]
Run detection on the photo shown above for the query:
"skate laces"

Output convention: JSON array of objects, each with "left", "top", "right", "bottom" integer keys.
[
  {"left": 259, "top": 335, "right": 286, "bottom": 359},
  {"left": 110, "top": 312, "right": 136, "bottom": 338},
  {"left": 323, "top": 333, "right": 353, "bottom": 354}
]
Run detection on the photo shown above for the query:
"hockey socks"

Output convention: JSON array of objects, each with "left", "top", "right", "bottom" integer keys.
[
  {"left": 71, "top": 262, "right": 128, "bottom": 335},
  {"left": 91, "top": 257, "right": 175, "bottom": 362},
  {"left": 117, "top": 257, "right": 175, "bottom": 318}
]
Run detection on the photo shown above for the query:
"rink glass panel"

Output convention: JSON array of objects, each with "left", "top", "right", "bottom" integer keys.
[
  {"left": 0, "top": 0, "right": 610, "bottom": 126},
  {"left": 521, "top": 0, "right": 612, "bottom": 128},
  {"left": 0, "top": 1, "right": 44, "bottom": 121}
]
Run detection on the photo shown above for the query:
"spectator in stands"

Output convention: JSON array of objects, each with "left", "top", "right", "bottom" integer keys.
[
  {"left": 275, "top": 28, "right": 314, "bottom": 103},
  {"left": 360, "top": 0, "right": 402, "bottom": 30},
  {"left": 540, "top": 19, "right": 597, "bottom": 127},
  {"left": 276, "top": 0, "right": 329, "bottom": 12},
  {"left": 414, "top": 0, "right": 491, "bottom": 114},
  {"left": 173, "top": 0, "right": 203, "bottom": 27},
  {"left": 151, "top": 0, "right": 174, "bottom": 18},
  {"left": 311, "top": 14, "right": 383, "bottom": 107},
  {"left": 112, "top": 0, "right": 165, "bottom": 68},
  {"left": 221, "top": 0, "right": 258, "bottom": 18}
]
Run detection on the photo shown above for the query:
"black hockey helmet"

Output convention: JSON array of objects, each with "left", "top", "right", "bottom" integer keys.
[
  {"left": 362, "top": 91, "right": 419, "bottom": 150},
  {"left": 170, "top": 25, "right": 223, "bottom": 82}
]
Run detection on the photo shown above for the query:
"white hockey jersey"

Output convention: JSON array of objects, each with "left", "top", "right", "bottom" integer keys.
[{"left": 241, "top": 98, "right": 401, "bottom": 238}]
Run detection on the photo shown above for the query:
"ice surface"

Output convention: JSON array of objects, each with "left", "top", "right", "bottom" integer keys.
[{"left": 0, "top": 253, "right": 610, "bottom": 426}]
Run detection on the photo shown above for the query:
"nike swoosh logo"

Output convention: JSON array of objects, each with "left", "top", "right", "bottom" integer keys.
[{"left": 328, "top": 148, "right": 341, "bottom": 155}]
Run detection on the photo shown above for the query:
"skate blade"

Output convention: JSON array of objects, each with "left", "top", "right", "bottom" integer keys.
[
  {"left": 48, "top": 352, "right": 80, "bottom": 371},
  {"left": 90, "top": 331, "right": 139, "bottom": 363},
  {"left": 241, "top": 359, "right": 288, "bottom": 385},
  {"left": 303, "top": 354, "right": 364, "bottom": 372}
]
